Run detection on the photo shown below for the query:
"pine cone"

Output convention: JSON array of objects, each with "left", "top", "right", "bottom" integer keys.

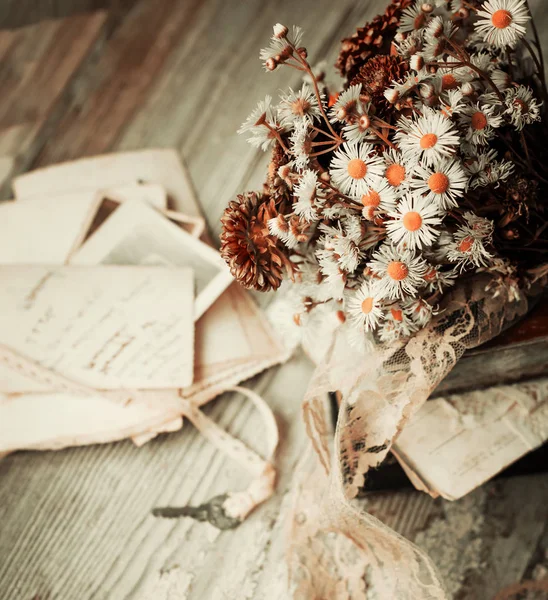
[
  {"left": 220, "top": 192, "right": 290, "bottom": 292},
  {"left": 349, "top": 55, "right": 409, "bottom": 113},
  {"left": 335, "top": 0, "right": 413, "bottom": 82}
]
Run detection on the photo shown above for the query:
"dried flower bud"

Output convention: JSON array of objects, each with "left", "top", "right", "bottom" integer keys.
[
  {"left": 458, "top": 7, "right": 469, "bottom": 19},
  {"left": 265, "top": 57, "right": 278, "bottom": 72},
  {"left": 410, "top": 55, "right": 424, "bottom": 71},
  {"left": 336, "top": 310, "right": 346, "bottom": 324},
  {"left": 273, "top": 23, "right": 288, "bottom": 39},
  {"left": 336, "top": 107, "right": 347, "bottom": 121},
  {"left": 359, "top": 114, "right": 371, "bottom": 129},
  {"left": 502, "top": 228, "right": 519, "bottom": 240},
  {"left": 320, "top": 172, "right": 331, "bottom": 183},
  {"left": 421, "top": 2, "right": 434, "bottom": 13},
  {"left": 419, "top": 82, "right": 436, "bottom": 99},
  {"left": 461, "top": 82, "right": 475, "bottom": 96},
  {"left": 384, "top": 88, "right": 399, "bottom": 104},
  {"left": 297, "top": 47, "right": 308, "bottom": 60}
]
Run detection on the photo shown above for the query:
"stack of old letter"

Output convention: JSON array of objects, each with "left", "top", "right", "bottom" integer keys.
[{"left": 0, "top": 149, "right": 288, "bottom": 457}]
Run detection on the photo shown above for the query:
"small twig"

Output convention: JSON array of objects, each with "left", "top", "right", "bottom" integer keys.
[{"left": 263, "top": 122, "right": 290, "bottom": 153}]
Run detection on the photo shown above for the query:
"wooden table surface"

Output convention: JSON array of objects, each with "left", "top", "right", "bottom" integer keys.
[{"left": 0, "top": 1, "right": 547, "bottom": 599}]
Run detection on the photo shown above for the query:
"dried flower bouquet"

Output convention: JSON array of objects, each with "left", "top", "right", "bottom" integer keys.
[
  {"left": 221, "top": 0, "right": 546, "bottom": 344},
  {"left": 221, "top": 4, "right": 548, "bottom": 595}
]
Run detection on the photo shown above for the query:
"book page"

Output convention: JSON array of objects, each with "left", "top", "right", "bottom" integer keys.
[
  {"left": 70, "top": 199, "right": 232, "bottom": 320},
  {"left": 392, "top": 378, "right": 548, "bottom": 500},
  {"left": 0, "top": 265, "right": 195, "bottom": 389}
]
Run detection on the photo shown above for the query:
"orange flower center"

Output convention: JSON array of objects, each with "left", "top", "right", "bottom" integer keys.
[
  {"left": 347, "top": 158, "right": 368, "bottom": 179},
  {"left": 420, "top": 133, "right": 438, "bottom": 149},
  {"left": 328, "top": 93, "right": 339, "bottom": 108},
  {"left": 424, "top": 268, "right": 437, "bottom": 281},
  {"left": 391, "top": 308, "right": 403, "bottom": 322},
  {"left": 386, "top": 163, "right": 406, "bottom": 187},
  {"left": 361, "top": 297, "right": 374, "bottom": 314},
  {"left": 387, "top": 261, "right": 409, "bottom": 281},
  {"left": 361, "top": 190, "right": 381, "bottom": 207},
  {"left": 491, "top": 9, "right": 512, "bottom": 29},
  {"left": 442, "top": 74, "right": 458, "bottom": 90},
  {"left": 514, "top": 98, "right": 528, "bottom": 111},
  {"left": 402, "top": 211, "right": 423, "bottom": 231},
  {"left": 459, "top": 236, "right": 474, "bottom": 252},
  {"left": 428, "top": 172, "right": 449, "bottom": 194},
  {"left": 471, "top": 111, "right": 488, "bottom": 130}
]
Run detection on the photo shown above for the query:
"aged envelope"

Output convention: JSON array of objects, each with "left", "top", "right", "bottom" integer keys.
[
  {"left": 392, "top": 378, "right": 548, "bottom": 500},
  {"left": 0, "top": 265, "right": 195, "bottom": 390},
  {"left": 70, "top": 199, "right": 232, "bottom": 320}
]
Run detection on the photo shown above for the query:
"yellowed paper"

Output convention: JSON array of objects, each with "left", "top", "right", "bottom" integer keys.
[
  {"left": 393, "top": 378, "right": 548, "bottom": 500},
  {"left": 70, "top": 199, "right": 232, "bottom": 320},
  {"left": 0, "top": 192, "right": 100, "bottom": 264},
  {"left": 0, "top": 265, "right": 195, "bottom": 389}
]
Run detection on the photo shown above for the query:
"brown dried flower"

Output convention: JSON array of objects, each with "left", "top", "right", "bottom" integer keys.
[
  {"left": 220, "top": 191, "right": 291, "bottom": 292},
  {"left": 335, "top": 0, "right": 413, "bottom": 82}
]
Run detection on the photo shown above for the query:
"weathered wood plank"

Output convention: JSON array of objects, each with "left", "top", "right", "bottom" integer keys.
[{"left": 0, "top": 11, "right": 107, "bottom": 193}]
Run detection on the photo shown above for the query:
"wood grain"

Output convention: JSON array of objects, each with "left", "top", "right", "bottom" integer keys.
[{"left": 0, "top": 1, "right": 547, "bottom": 599}]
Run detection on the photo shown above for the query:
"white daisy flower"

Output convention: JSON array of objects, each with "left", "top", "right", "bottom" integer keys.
[
  {"left": 504, "top": 86, "right": 542, "bottom": 130},
  {"left": 403, "top": 298, "right": 435, "bottom": 328},
  {"left": 346, "top": 280, "right": 384, "bottom": 332},
  {"left": 268, "top": 214, "right": 300, "bottom": 249},
  {"left": 386, "top": 194, "right": 442, "bottom": 251},
  {"left": 475, "top": 0, "right": 530, "bottom": 49},
  {"left": 466, "top": 149, "right": 515, "bottom": 188},
  {"left": 238, "top": 95, "right": 283, "bottom": 151},
  {"left": 439, "top": 89, "right": 467, "bottom": 118},
  {"left": 411, "top": 158, "right": 468, "bottom": 209},
  {"left": 360, "top": 178, "right": 398, "bottom": 221},
  {"left": 329, "top": 142, "right": 385, "bottom": 198},
  {"left": 329, "top": 84, "right": 362, "bottom": 123},
  {"left": 342, "top": 111, "right": 373, "bottom": 143},
  {"left": 278, "top": 84, "right": 323, "bottom": 128},
  {"left": 422, "top": 264, "right": 457, "bottom": 293},
  {"left": 491, "top": 68, "right": 512, "bottom": 91},
  {"left": 382, "top": 148, "right": 416, "bottom": 194},
  {"left": 316, "top": 252, "right": 346, "bottom": 298},
  {"left": 378, "top": 304, "right": 418, "bottom": 342},
  {"left": 459, "top": 102, "right": 504, "bottom": 144},
  {"left": 293, "top": 170, "right": 323, "bottom": 221},
  {"left": 260, "top": 25, "right": 303, "bottom": 67},
  {"left": 399, "top": 1, "right": 429, "bottom": 34},
  {"left": 290, "top": 120, "right": 311, "bottom": 171},
  {"left": 396, "top": 108, "right": 460, "bottom": 166},
  {"left": 368, "top": 243, "right": 429, "bottom": 300},
  {"left": 318, "top": 218, "right": 364, "bottom": 274},
  {"left": 447, "top": 213, "right": 495, "bottom": 270}
]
